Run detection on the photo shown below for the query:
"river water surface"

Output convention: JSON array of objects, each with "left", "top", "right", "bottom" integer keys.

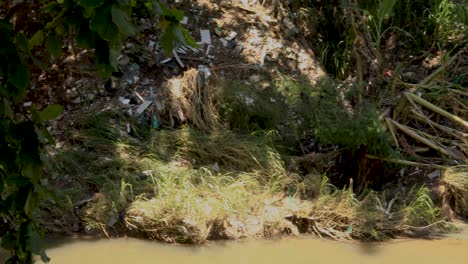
[
  {"left": 2, "top": 228, "right": 468, "bottom": 264},
  {"left": 33, "top": 227, "right": 468, "bottom": 264}
]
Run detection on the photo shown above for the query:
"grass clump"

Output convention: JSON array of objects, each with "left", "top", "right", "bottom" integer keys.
[
  {"left": 124, "top": 162, "right": 288, "bottom": 243},
  {"left": 291, "top": 177, "right": 443, "bottom": 240},
  {"left": 441, "top": 166, "right": 468, "bottom": 218}
]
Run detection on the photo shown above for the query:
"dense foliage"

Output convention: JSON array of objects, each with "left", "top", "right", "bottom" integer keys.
[{"left": 0, "top": 0, "right": 192, "bottom": 262}]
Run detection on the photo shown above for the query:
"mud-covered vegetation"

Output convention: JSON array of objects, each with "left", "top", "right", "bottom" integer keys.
[{"left": 1, "top": 0, "right": 467, "bottom": 262}]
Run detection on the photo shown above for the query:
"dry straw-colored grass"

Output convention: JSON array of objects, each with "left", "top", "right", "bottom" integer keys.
[
  {"left": 441, "top": 166, "right": 468, "bottom": 218},
  {"left": 160, "top": 69, "right": 222, "bottom": 131}
]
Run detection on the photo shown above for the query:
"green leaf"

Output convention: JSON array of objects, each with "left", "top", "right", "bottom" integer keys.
[
  {"left": 1, "top": 98, "right": 14, "bottom": 119},
  {"left": 1, "top": 232, "right": 14, "bottom": 250},
  {"left": 29, "top": 30, "right": 45, "bottom": 48},
  {"left": 55, "top": 24, "right": 67, "bottom": 36},
  {"left": 40, "top": 126, "right": 56, "bottom": 145},
  {"left": 90, "top": 5, "right": 120, "bottom": 45},
  {"left": 78, "top": 0, "right": 106, "bottom": 8},
  {"left": 161, "top": 23, "right": 176, "bottom": 54},
  {"left": 41, "top": 2, "right": 62, "bottom": 15},
  {"left": 76, "top": 24, "right": 99, "bottom": 49},
  {"left": 14, "top": 32, "right": 30, "bottom": 52},
  {"left": 111, "top": 5, "right": 136, "bottom": 36},
  {"left": 39, "top": 104, "right": 62, "bottom": 120},
  {"left": 24, "top": 190, "right": 35, "bottom": 216},
  {"left": 21, "top": 163, "right": 42, "bottom": 183},
  {"left": 179, "top": 26, "right": 198, "bottom": 48},
  {"left": 46, "top": 34, "right": 62, "bottom": 57},
  {"left": 109, "top": 48, "right": 120, "bottom": 71},
  {"left": 7, "top": 62, "right": 29, "bottom": 101},
  {"left": 117, "top": 0, "right": 129, "bottom": 5},
  {"left": 28, "top": 224, "right": 50, "bottom": 263}
]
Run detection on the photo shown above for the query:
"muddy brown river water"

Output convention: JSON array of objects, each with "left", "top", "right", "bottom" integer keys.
[{"left": 2, "top": 228, "right": 468, "bottom": 264}]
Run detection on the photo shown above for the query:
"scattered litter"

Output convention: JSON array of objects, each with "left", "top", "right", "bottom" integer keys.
[
  {"left": 160, "top": 58, "right": 172, "bottom": 64},
  {"left": 152, "top": 115, "right": 160, "bottom": 129},
  {"left": 212, "top": 162, "right": 220, "bottom": 172},
  {"left": 121, "top": 63, "right": 140, "bottom": 84},
  {"left": 427, "top": 170, "right": 441, "bottom": 180},
  {"left": 180, "top": 16, "right": 188, "bottom": 25},
  {"left": 220, "top": 38, "right": 228, "bottom": 47},
  {"left": 126, "top": 123, "right": 131, "bottom": 133},
  {"left": 176, "top": 47, "right": 187, "bottom": 54},
  {"left": 134, "top": 91, "right": 145, "bottom": 102},
  {"left": 172, "top": 49, "right": 185, "bottom": 68},
  {"left": 225, "top": 31, "right": 238, "bottom": 41},
  {"left": 234, "top": 43, "right": 244, "bottom": 53},
  {"left": 118, "top": 55, "right": 130, "bottom": 65},
  {"left": 73, "top": 98, "right": 81, "bottom": 104},
  {"left": 111, "top": 77, "right": 119, "bottom": 89},
  {"left": 198, "top": 65, "right": 211, "bottom": 87},
  {"left": 148, "top": 41, "right": 156, "bottom": 51},
  {"left": 205, "top": 44, "right": 212, "bottom": 56},
  {"left": 119, "top": 97, "right": 130, "bottom": 105},
  {"left": 399, "top": 168, "right": 405, "bottom": 177},
  {"left": 270, "top": 98, "right": 276, "bottom": 103},
  {"left": 200, "top": 29, "right": 212, "bottom": 44},
  {"left": 186, "top": 45, "right": 199, "bottom": 53},
  {"left": 136, "top": 100, "right": 153, "bottom": 115},
  {"left": 155, "top": 100, "right": 164, "bottom": 111},
  {"left": 133, "top": 75, "right": 140, "bottom": 83},
  {"left": 23, "top": 102, "right": 32, "bottom": 107},
  {"left": 239, "top": 94, "right": 254, "bottom": 106}
]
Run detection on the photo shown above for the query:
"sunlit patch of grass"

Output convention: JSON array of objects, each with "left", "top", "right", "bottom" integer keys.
[{"left": 124, "top": 160, "right": 288, "bottom": 243}]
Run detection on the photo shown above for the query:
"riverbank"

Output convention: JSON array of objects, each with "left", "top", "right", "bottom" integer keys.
[
  {"left": 36, "top": 105, "right": 465, "bottom": 243},
  {"left": 26, "top": 0, "right": 467, "bottom": 248}
]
